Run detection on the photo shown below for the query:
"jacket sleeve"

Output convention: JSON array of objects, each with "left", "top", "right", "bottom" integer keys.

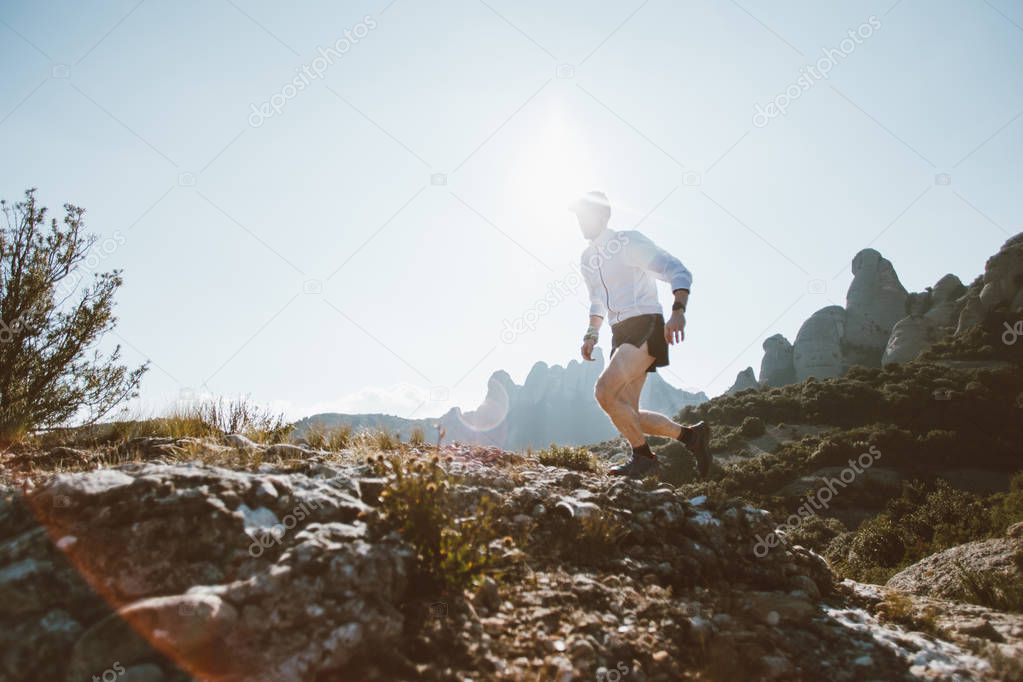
[
  {"left": 580, "top": 252, "right": 607, "bottom": 319},
  {"left": 623, "top": 231, "right": 693, "bottom": 292}
]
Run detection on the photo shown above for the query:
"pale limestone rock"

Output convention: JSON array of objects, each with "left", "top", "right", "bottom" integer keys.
[
  {"left": 980, "top": 233, "right": 1023, "bottom": 311},
  {"left": 793, "top": 306, "right": 846, "bottom": 381},
  {"left": 923, "top": 274, "right": 966, "bottom": 329},
  {"left": 882, "top": 315, "right": 941, "bottom": 366},
  {"left": 759, "top": 334, "right": 795, "bottom": 387},
  {"left": 956, "top": 294, "right": 985, "bottom": 335},
  {"left": 727, "top": 367, "right": 758, "bottom": 394},
  {"left": 844, "top": 249, "right": 908, "bottom": 363}
]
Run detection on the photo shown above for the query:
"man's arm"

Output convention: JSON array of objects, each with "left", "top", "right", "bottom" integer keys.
[
  {"left": 580, "top": 254, "right": 607, "bottom": 361},
  {"left": 623, "top": 231, "right": 692, "bottom": 345},
  {"left": 666, "top": 288, "right": 688, "bottom": 345},
  {"left": 582, "top": 314, "right": 603, "bottom": 361},
  {"left": 622, "top": 231, "right": 692, "bottom": 293}
]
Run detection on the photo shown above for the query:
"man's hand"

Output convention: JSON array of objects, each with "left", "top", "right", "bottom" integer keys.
[
  {"left": 581, "top": 338, "right": 596, "bottom": 361},
  {"left": 665, "top": 310, "right": 686, "bottom": 345}
]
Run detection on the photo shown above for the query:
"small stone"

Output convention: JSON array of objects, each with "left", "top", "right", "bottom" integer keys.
[
  {"left": 473, "top": 577, "right": 500, "bottom": 612},
  {"left": 569, "top": 638, "right": 595, "bottom": 661},
  {"left": 761, "top": 655, "right": 792, "bottom": 679},
  {"left": 853, "top": 655, "right": 873, "bottom": 667},
  {"left": 225, "top": 433, "right": 259, "bottom": 449},
  {"left": 480, "top": 617, "right": 505, "bottom": 636}
]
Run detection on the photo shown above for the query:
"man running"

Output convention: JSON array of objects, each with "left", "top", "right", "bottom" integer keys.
[{"left": 573, "top": 191, "right": 711, "bottom": 479}]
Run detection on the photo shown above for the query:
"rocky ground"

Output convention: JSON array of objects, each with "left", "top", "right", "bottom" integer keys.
[{"left": 2, "top": 437, "right": 1021, "bottom": 681}]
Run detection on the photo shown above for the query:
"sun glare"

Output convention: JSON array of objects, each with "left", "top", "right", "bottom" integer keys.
[{"left": 505, "top": 108, "right": 594, "bottom": 225}]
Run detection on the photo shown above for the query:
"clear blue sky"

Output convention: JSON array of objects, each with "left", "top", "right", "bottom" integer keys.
[{"left": 2, "top": 0, "right": 1021, "bottom": 421}]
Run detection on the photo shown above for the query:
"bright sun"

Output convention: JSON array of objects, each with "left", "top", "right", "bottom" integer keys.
[{"left": 505, "top": 108, "right": 595, "bottom": 224}]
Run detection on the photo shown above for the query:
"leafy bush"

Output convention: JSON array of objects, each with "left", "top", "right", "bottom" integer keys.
[
  {"left": 739, "top": 416, "right": 766, "bottom": 438},
  {"left": 0, "top": 189, "right": 148, "bottom": 442},
  {"left": 956, "top": 561, "right": 1023, "bottom": 613},
  {"left": 535, "top": 444, "right": 598, "bottom": 472},
  {"left": 570, "top": 510, "right": 628, "bottom": 563},
  {"left": 783, "top": 514, "right": 846, "bottom": 550},
  {"left": 372, "top": 454, "right": 500, "bottom": 593},
  {"left": 827, "top": 477, "right": 1023, "bottom": 583}
]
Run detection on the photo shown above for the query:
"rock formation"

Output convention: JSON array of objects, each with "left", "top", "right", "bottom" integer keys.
[
  {"left": 759, "top": 334, "right": 795, "bottom": 387},
  {"left": 881, "top": 315, "right": 942, "bottom": 366},
  {"left": 793, "top": 306, "right": 846, "bottom": 381},
  {"left": 726, "top": 366, "right": 758, "bottom": 394},
  {"left": 978, "top": 233, "right": 1023, "bottom": 314},
  {"left": 295, "top": 348, "right": 707, "bottom": 450},
  {"left": 844, "top": 249, "right": 909, "bottom": 366},
  {"left": 923, "top": 274, "right": 967, "bottom": 328},
  {"left": 737, "top": 233, "right": 1023, "bottom": 392}
]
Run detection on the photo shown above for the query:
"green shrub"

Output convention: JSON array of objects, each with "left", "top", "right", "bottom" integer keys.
[
  {"left": 848, "top": 515, "right": 906, "bottom": 568},
  {"left": 739, "top": 416, "right": 766, "bottom": 438},
  {"left": 535, "top": 444, "right": 598, "bottom": 472},
  {"left": 574, "top": 510, "right": 628, "bottom": 562},
  {"left": 784, "top": 514, "right": 846, "bottom": 551},
  {"left": 956, "top": 561, "right": 1023, "bottom": 613},
  {"left": 0, "top": 190, "right": 148, "bottom": 444},
  {"left": 372, "top": 454, "right": 500, "bottom": 593},
  {"left": 826, "top": 477, "right": 1023, "bottom": 583}
]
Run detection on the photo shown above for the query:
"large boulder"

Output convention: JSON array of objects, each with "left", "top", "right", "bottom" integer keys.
[
  {"left": 881, "top": 315, "right": 942, "bottom": 366},
  {"left": 0, "top": 462, "right": 407, "bottom": 682},
  {"left": 844, "top": 249, "right": 909, "bottom": 365},
  {"left": 793, "top": 306, "right": 846, "bottom": 381},
  {"left": 885, "top": 523, "right": 1023, "bottom": 603},
  {"left": 759, "top": 334, "right": 796, "bottom": 387}
]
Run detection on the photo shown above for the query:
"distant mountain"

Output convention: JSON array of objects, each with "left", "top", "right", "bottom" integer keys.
[{"left": 294, "top": 348, "right": 707, "bottom": 450}]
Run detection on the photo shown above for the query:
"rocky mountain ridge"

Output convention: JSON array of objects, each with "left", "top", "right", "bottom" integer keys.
[
  {"left": 728, "top": 233, "right": 1023, "bottom": 393},
  {"left": 299, "top": 348, "right": 707, "bottom": 450}
]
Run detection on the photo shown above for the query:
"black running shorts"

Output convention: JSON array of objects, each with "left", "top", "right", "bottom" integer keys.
[{"left": 609, "top": 313, "right": 669, "bottom": 373}]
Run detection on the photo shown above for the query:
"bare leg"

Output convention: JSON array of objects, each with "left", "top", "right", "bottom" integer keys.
[
  {"left": 618, "top": 374, "right": 685, "bottom": 439},
  {"left": 594, "top": 343, "right": 656, "bottom": 447}
]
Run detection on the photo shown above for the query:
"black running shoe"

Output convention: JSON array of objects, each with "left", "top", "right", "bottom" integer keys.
[
  {"left": 686, "top": 421, "right": 712, "bottom": 478},
  {"left": 608, "top": 454, "right": 660, "bottom": 479}
]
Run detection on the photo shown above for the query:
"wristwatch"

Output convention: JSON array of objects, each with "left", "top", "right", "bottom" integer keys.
[{"left": 672, "top": 301, "right": 686, "bottom": 312}]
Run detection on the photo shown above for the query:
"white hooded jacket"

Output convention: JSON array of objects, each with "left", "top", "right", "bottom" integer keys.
[{"left": 580, "top": 228, "right": 692, "bottom": 325}]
